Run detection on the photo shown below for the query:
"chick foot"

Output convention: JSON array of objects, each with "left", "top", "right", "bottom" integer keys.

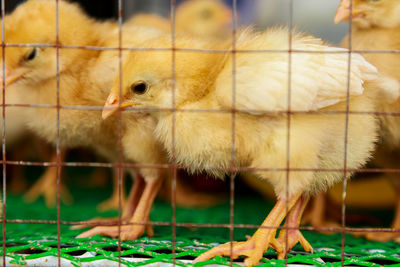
[
  {"left": 73, "top": 174, "right": 144, "bottom": 230},
  {"left": 195, "top": 192, "right": 302, "bottom": 266},
  {"left": 97, "top": 168, "right": 126, "bottom": 212},
  {"left": 360, "top": 190, "right": 400, "bottom": 242},
  {"left": 194, "top": 235, "right": 283, "bottom": 266},
  {"left": 276, "top": 195, "right": 313, "bottom": 259},
  {"left": 24, "top": 149, "right": 72, "bottom": 207},
  {"left": 77, "top": 176, "right": 163, "bottom": 241},
  {"left": 362, "top": 231, "right": 400, "bottom": 242},
  {"left": 76, "top": 218, "right": 154, "bottom": 239}
]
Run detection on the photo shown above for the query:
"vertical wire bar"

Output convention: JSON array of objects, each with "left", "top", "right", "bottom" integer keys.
[
  {"left": 170, "top": 0, "right": 177, "bottom": 265},
  {"left": 285, "top": 0, "right": 294, "bottom": 265},
  {"left": 229, "top": 0, "right": 237, "bottom": 265},
  {"left": 1, "top": 0, "right": 6, "bottom": 265},
  {"left": 55, "top": 0, "right": 62, "bottom": 266},
  {"left": 117, "top": 0, "right": 124, "bottom": 265},
  {"left": 341, "top": 0, "right": 353, "bottom": 265}
]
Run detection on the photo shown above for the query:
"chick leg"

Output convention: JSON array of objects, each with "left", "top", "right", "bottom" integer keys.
[
  {"left": 77, "top": 176, "right": 163, "bottom": 240},
  {"left": 97, "top": 168, "right": 126, "bottom": 212},
  {"left": 72, "top": 174, "right": 147, "bottom": 230},
  {"left": 276, "top": 195, "right": 313, "bottom": 259},
  {"left": 24, "top": 149, "right": 72, "bottom": 207},
  {"left": 194, "top": 192, "right": 304, "bottom": 267},
  {"left": 363, "top": 182, "right": 400, "bottom": 242}
]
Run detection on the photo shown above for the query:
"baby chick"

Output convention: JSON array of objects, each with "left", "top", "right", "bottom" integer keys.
[
  {"left": 3, "top": 0, "right": 165, "bottom": 238},
  {"left": 1, "top": 0, "right": 115, "bottom": 209},
  {"left": 103, "top": 28, "right": 380, "bottom": 265},
  {"left": 126, "top": 0, "right": 232, "bottom": 38},
  {"left": 335, "top": 0, "right": 400, "bottom": 242},
  {"left": 76, "top": 32, "right": 168, "bottom": 239}
]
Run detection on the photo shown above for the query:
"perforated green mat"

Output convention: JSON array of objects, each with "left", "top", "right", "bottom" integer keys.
[{"left": 2, "top": 189, "right": 400, "bottom": 266}]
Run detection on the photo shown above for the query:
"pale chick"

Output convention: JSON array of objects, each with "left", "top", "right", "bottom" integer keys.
[
  {"left": 126, "top": 0, "right": 232, "bottom": 38},
  {"left": 103, "top": 28, "right": 380, "bottom": 265},
  {"left": 2, "top": 0, "right": 167, "bottom": 239},
  {"left": 335, "top": 0, "right": 400, "bottom": 242}
]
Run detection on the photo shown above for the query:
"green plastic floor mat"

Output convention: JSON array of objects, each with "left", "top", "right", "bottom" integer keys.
[{"left": 1, "top": 191, "right": 400, "bottom": 266}]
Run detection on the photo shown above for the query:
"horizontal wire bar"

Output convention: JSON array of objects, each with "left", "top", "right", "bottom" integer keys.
[
  {"left": 3, "top": 160, "right": 400, "bottom": 174},
  {"left": 4, "top": 219, "right": 400, "bottom": 234},
  {"left": 3, "top": 43, "right": 400, "bottom": 54},
  {"left": 2, "top": 103, "right": 400, "bottom": 118}
]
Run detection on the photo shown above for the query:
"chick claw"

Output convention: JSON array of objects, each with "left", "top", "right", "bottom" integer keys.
[
  {"left": 194, "top": 236, "right": 283, "bottom": 267},
  {"left": 76, "top": 223, "right": 154, "bottom": 240},
  {"left": 276, "top": 229, "right": 313, "bottom": 259}
]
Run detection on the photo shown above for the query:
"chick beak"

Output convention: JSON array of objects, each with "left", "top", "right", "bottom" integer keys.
[
  {"left": 102, "top": 92, "right": 120, "bottom": 120},
  {"left": 0, "top": 67, "right": 23, "bottom": 87},
  {"left": 335, "top": 0, "right": 365, "bottom": 24},
  {"left": 334, "top": 0, "right": 351, "bottom": 24},
  {"left": 224, "top": 10, "right": 233, "bottom": 27}
]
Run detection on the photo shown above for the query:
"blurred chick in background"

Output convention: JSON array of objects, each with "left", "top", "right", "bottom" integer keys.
[
  {"left": 333, "top": 0, "right": 400, "bottom": 242},
  {"left": 126, "top": 0, "right": 232, "bottom": 39},
  {"left": 1, "top": 84, "right": 30, "bottom": 193},
  {"left": 1, "top": 0, "right": 119, "bottom": 211},
  {"left": 2, "top": 0, "right": 166, "bottom": 236},
  {"left": 1, "top": 74, "right": 72, "bottom": 206},
  {"left": 103, "top": 28, "right": 380, "bottom": 265}
]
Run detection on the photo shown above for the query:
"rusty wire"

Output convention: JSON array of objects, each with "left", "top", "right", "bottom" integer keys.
[
  {"left": 340, "top": 0, "right": 353, "bottom": 264},
  {"left": 170, "top": 0, "right": 177, "bottom": 265},
  {"left": 1, "top": 0, "right": 5, "bottom": 265},
  {"left": 117, "top": 0, "right": 124, "bottom": 266}
]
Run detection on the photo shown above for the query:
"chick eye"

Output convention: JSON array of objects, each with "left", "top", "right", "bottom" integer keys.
[
  {"left": 26, "top": 48, "right": 37, "bottom": 61},
  {"left": 131, "top": 81, "right": 148, "bottom": 95}
]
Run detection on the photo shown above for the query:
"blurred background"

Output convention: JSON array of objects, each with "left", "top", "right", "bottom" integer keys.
[{"left": 5, "top": 0, "right": 347, "bottom": 44}]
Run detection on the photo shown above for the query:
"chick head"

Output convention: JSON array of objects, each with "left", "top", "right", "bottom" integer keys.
[
  {"left": 102, "top": 35, "right": 225, "bottom": 119},
  {"left": 102, "top": 50, "right": 173, "bottom": 120},
  {"left": 176, "top": 0, "right": 232, "bottom": 37},
  {"left": 334, "top": 0, "right": 400, "bottom": 29},
  {"left": 2, "top": 0, "right": 97, "bottom": 87}
]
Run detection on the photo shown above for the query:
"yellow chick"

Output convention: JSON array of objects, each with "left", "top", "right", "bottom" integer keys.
[
  {"left": 75, "top": 29, "right": 168, "bottom": 239},
  {"left": 103, "top": 28, "right": 380, "bottom": 265},
  {"left": 126, "top": 0, "right": 232, "bottom": 38},
  {"left": 1, "top": 0, "right": 117, "bottom": 210},
  {"left": 335, "top": 0, "right": 400, "bottom": 242},
  {"left": 2, "top": 0, "right": 165, "bottom": 238}
]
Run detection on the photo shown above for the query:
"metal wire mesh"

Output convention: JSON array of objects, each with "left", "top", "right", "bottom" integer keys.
[{"left": 0, "top": 0, "right": 400, "bottom": 266}]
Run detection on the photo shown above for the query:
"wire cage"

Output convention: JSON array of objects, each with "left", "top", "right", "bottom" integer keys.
[{"left": 1, "top": 0, "right": 400, "bottom": 266}]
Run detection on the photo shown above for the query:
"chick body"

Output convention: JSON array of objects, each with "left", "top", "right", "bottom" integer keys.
[{"left": 105, "top": 28, "right": 380, "bottom": 265}]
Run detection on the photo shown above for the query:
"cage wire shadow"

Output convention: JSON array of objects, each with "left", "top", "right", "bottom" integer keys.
[{"left": 0, "top": 0, "right": 400, "bottom": 266}]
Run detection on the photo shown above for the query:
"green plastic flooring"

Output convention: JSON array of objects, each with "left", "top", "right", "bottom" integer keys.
[{"left": 1, "top": 182, "right": 400, "bottom": 266}]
